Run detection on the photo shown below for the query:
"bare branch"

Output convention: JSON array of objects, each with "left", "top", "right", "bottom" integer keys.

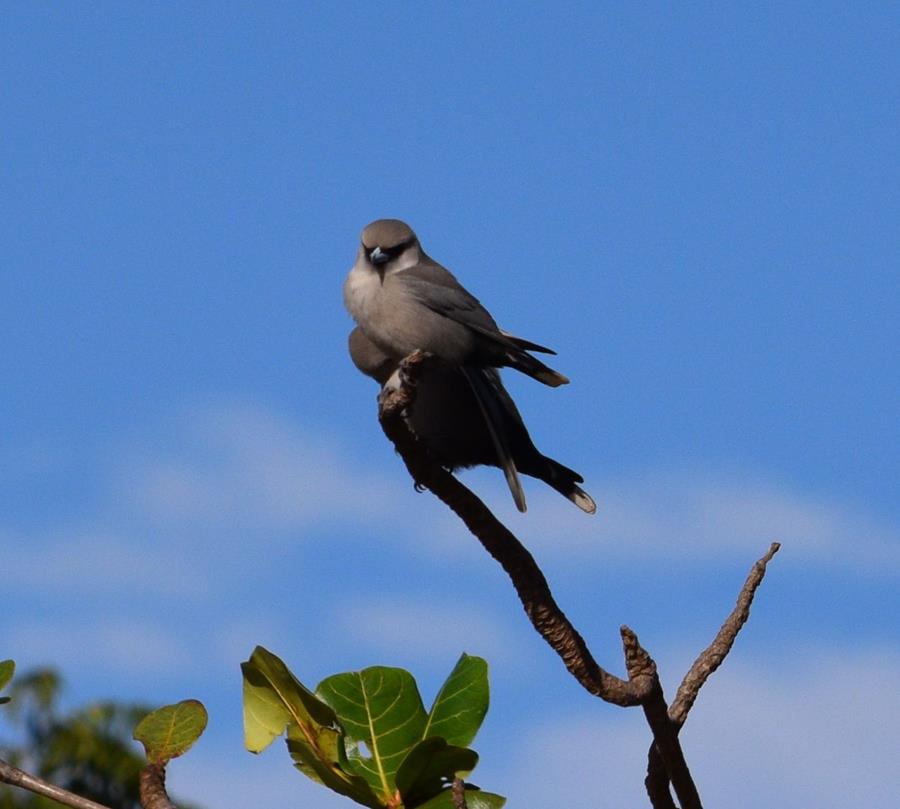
[
  {"left": 671, "top": 542, "right": 781, "bottom": 725},
  {"left": 617, "top": 627, "right": 700, "bottom": 809},
  {"left": 452, "top": 777, "right": 468, "bottom": 809},
  {"left": 379, "top": 352, "right": 782, "bottom": 808},
  {"left": 378, "top": 353, "right": 705, "bottom": 807},
  {"left": 0, "top": 758, "right": 113, "bottom": 809},
  {"left": 645, "top": 756, "right": 679, "bottom": 809},
  {"left": 645, "top": 542, "right": 781, "bottom": 805},
  {"left": 139, "top": 763, "right": 177, "bottom": 809},
  {"left": 640, "top": 681, "right": 701, "bottom": 809}
]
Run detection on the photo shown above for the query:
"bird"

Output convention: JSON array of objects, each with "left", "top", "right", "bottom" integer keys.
[
  {"left": 348, "top": 326, "right": 596, "bottom": 514},
  {"left": 343, "top": 218, "right": 569, "bottom": 387}
]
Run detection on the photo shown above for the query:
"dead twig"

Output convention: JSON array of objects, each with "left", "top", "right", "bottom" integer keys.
[
  {"left": 645, "top": 543, "right": 781, "bottom": 804},
  {"left": 0, "top": 758, "right": 114, "bottom": 809},
  {"left": 672, "top": 542, "right": 781, "bottom": 724},
  {"left": 0, "top": 756, "right": 180, "bottom": 809}
]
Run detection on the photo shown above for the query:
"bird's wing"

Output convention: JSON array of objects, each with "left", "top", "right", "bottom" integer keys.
[{"left": 399, "top": 262, "right": 557, "bottom": 355}]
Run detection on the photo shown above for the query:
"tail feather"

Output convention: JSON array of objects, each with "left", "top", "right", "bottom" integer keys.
[
  {"left": 563, "top": 483, "right": 597, "bottom": 514},
  {"left": 462, "top": 366, "right": 528, "bottom": 512},
  {"left": 518, "top": 456, "right": 597, "bottom": 515},
  {"left": 505, "top": 349, "right": 569, "bottom": 387}
]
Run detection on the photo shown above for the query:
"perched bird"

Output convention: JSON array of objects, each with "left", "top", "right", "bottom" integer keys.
[
  {"left": 349, "top": 326, "right": 596, "bottom": 514},
  {"left": 343, "top": 218, "right": 568, "bottom": 386}
]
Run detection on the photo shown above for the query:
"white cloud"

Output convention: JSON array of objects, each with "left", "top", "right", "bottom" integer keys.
[
  {"left": 172, "top": 747, "right": 351, "bottom": 809},
  {"left": 209, "top": 616, "right": 294, "bottom": 669},
  {"left": 120, "top": 400, "right": 406, "bottom": 532},
  {"left": 1, "top": 401, "right": 416, "bottom": 605},
  {"left": 687, "top": 648, "right": 900, "bottom": 808},
  {"left": 334, "top": 596, "right": 517, "bottom": 663},
  {"left": 9, "top": 400, "right": 897, "bottom": 579},
  {"left": 426, "top": 471, "right": 900, "bottom": 574},
  {"left": 3, "top": 617, "right": 194, "bottom": 677},
  {"left": 500, "top": 648, "right": 900, "bottom": 809},
  {"left": 0, "top": 528, "right": 201, "bottom": 599}
]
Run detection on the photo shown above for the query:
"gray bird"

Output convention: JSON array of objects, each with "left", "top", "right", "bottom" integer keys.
[
  {"left": 343, "top": 218, "right": 569, "bottom": 387},
  {"left": 349, "top": 326, "right": 596, "bottom": 514}
]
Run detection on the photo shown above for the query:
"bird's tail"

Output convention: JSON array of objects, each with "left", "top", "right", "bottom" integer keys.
[
  {"left": 462, "top": 366, "right": 528, "bottom": 512},
  {"left": 504, "top": 348, "right": 570, "bottom": 387},
  {"left": 537, "top": 458, "right": 597, "bottom": 514}
]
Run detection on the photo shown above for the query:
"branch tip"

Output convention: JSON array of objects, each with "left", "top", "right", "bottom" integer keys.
[{"left": 620, "top": 626, "right": 656, "bottom": 681}]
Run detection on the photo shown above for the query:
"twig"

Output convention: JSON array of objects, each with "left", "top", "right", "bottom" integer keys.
[
  {"left": 644, "top": 543, "right": 781, "bottom": 805},
  {"left": 139, "top": 763, "right": 177, "bottom": 809},
  {"left": 0, "top": 758, "right": 113, "bottom": 809},
  {"left": 672, "top": 542, "right": 781, "bottom": 724},
  {"left": 451, "top": 777, "right": 468, "bottom": 809}
]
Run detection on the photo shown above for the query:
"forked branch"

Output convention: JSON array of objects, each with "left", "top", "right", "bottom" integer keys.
[{"left": 378, "top": 351, "right": 779, "bottom": 809}]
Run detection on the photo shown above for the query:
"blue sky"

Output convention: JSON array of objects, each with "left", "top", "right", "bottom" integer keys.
[{"left": 1, "top": 4, "right": 898, "bottom": 807}]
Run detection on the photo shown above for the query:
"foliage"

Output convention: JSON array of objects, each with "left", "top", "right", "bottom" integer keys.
[
  {"left": 0, "top": 664, "right": 202, "bottom": 809},
  {"left": 242, "top": 647, "right": 505, "bottom": 808}
]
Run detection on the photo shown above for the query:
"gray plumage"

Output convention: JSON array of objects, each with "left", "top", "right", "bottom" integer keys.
[
  {"left": 343, "top": 218, "right": 569, "bottom": 386},
  {"left": 348, "top": 326, "right": 596, "bottom": 514}
]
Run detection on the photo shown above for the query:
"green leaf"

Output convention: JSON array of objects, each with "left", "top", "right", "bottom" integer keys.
[
  {"left": 395, "top": 737, "right": 478, "bottom": 807},
  {"left": 0, "top": 660, "right": 14, "bottom": 691},
  {"left": 413, "top": 787, "right": 507, "bottom": 809},
  {"left": 242, "top": 646, "right": 336, "bottom": 753},
  {"left": 317, "top": 666, "right": 428, "bottom": 799},
  {"left": 133, "top": 699, "right": 207, "bottom": 764},
  {"left": 0, "top": 659, "right": 13, "bottom": 705},
  {"left": 242, "top": 646, "right": 380, "bottom": 808},
  {"left": 424, "top": 654, "right": 488, "bottom": 748}
]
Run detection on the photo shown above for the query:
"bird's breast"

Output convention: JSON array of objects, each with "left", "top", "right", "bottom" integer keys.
[
  {"left": 343, "top": 265, "right": 382, "bottom": 320},
  {"left": 344, "top": 266, "right": 475, "bottom": 361}
]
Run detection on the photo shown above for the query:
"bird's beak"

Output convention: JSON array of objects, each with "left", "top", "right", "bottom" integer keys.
[{"left": 369, "top": 246, "right": 389, "bottom": 265}]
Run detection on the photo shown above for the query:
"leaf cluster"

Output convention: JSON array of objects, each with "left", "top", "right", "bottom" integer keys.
[{"left": 242, "top": 647, "right": 504, "bottom": 808}]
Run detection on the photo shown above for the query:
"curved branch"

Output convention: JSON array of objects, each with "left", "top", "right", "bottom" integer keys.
[
  {"left": 378, "top": 353, "right": 703, "bottom": 808},
  {"left": 378, "top": 352, "right": 646, "bottom": 706}
]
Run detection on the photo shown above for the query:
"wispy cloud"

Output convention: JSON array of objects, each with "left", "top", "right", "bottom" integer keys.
[
  {"left": 10, "top": 399, "right": 898, "bottom": 575},
  {"left": 427, "top": 470, "right": 900, "bottom": 574},
  {"left": 502, "top": 647, "right": 900, "bottom": 809},
  {"left": 4, "top": 617, "right": 196, "bottom": 677},
  {"left": 1, "top": 401, "right": 411, "bottom": 605},
  {"left": 119, "top": 400, "right": 404, "bottom": 532},
  {"left": 334, "top": 596, "right": 518, "bottom": 663},
  {"left": 176, "top": 749, "right": 351, "bottom": 809},
  {"left": 4, "top": 399, "right": 897, "bottom": 704},
  {"left": 1, "top": 528, "right": 201, "bottom": 599}
]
